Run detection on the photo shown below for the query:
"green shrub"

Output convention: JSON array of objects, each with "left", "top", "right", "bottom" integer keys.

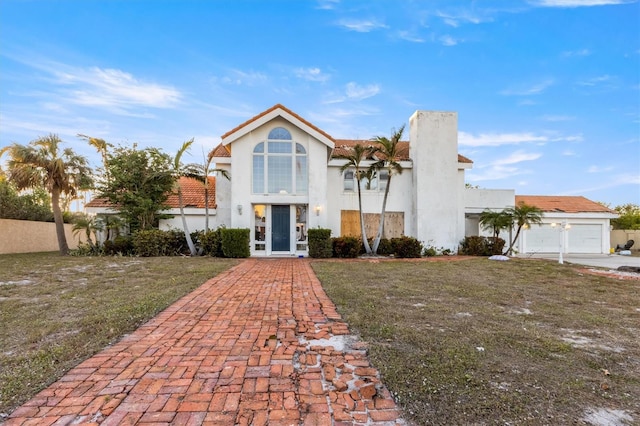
[
  {"left": 103, "top": 236, "right": 134, "bottom": 256},
  {"left": 423, "top": 246, "right": 437, "bottom": 257},
  {"left": 332, "top": 236, "right": 361, "bottom": 258},
  {"left": 220, "top": 228, "right": 250, "bottom": 258},
  {"left": 308, "top": 228, "right": 332, "bottom": 258},
  {"left": 460, "top": 236, "right": 505, "bottom": 256},
  {"left": 391, "top": 236, "right": 423, "bottom": 258},
  {"left": 198, "top": 228, "right": 224, "bottom": 257},
  {"left": 363, "top": 238, "right": 393, "bottom": 256},
  {"left": 132, "top": 229, "right": 187, "bottom": 257}
]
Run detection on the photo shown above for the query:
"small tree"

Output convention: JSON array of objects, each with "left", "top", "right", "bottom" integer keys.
[
  {"left": 479, "top": 209, "right": 512, "bottom": 240},
  {"left": 370, "top": 125, "right": 406, "bottom": 254},
  {"left": 335, "top": 144, "right": 375, "bottom": 255},
  {"left": 504, "top": 202, "right": 544, "bottom": 255},
  {"left": 1, "top": 134, "right": 93, "bottom": 255},
  {"left": 98, "top": 144, "right": 174, "bottom": 231},
  {"left": 611, "top": 203, "right": 640, "bottom": 230}
]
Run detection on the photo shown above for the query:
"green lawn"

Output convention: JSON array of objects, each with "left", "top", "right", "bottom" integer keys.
[
  {"left": 0, "top": 253, "right": 239, "bottom": 416},
  {"left": 312, "top": 258, "right": 640, "bottom": 425}
]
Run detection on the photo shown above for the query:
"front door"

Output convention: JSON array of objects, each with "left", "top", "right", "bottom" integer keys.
[{"left": 272, "top": 205, "right": 290, "bottom": 252}]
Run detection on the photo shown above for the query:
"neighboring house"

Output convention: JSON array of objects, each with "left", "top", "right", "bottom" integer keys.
[
  {"left": 85, "top": 176, "right": 216, "bottom": 241},
  {"left": 86, "top": 104, "right": 617, "bottom": 255}
]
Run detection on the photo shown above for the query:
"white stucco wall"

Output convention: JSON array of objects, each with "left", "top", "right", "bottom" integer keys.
[
  {"left": 159, "top": 208, "right": 217, "bottom": 232},
  {"left": 410, "top": 111, "right": 463, "bottom": 251},
  {"left": 326, "top": 161, "right": 414, "bottom": 239}
]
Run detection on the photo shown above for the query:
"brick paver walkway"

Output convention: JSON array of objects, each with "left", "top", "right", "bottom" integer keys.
[{"left": 7, "top": 259, "right": 405, "bottom": 425}]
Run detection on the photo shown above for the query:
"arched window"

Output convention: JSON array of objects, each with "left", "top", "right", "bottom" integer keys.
[{"left": 253, "top": 128, "right": 308, "bottom": 194}]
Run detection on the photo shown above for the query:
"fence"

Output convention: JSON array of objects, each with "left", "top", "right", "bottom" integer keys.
[
  {"left": 0, "top": 219, "right": 84, "bottom": 254},
  {"left": 611, "top": 229, "right": 640, "bottom": 251}
]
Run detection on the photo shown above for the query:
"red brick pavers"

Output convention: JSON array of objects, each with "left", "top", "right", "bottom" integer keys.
[{"left": 7, "top": 259, "right": 405, "bottom": 425}]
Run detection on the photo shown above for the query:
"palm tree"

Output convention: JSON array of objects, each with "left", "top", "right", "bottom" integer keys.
[
  {"left": 336, "top": 144, "right": 375, "bottom": 255},
  {"left": 0, "top": 134, "right": 93, "bottom": 255},
  {"left": 370, "top": 125, "right": 406, "bottom": 254},
  {"left": 479, "top": 209, "right": 512, "bottom": 240},
  {"left": 504, "top": 202, "right": 544, "bottom": 255},
  {"left": 78, "top": 134, "right": 111, "bottom": 183},
  {"left": 173, "top": 139, "right": 199, "bottom": 256},
  {"left": 72, "top": 214, "right": 102, "bottom": 248}
]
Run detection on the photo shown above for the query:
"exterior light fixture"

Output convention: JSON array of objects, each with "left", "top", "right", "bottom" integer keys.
[
  {"left": 550, "top": 221, "right": 571, "bottom": 264},
  {"left": 314, "top": 205, "right": 321, "bottom": 216},
  {"left": 237, "top": 204, "right": 243, "bottom": 215}
]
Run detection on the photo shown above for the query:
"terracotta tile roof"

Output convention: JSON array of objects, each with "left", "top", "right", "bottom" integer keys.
[
  {"left": 85, "top": 197, "right": 112, "bottom": 208},
  {"left": 221, "top": 103, "right": 335, "bottom": 143},
  {"left": 332, "top": 139, "right": 472, "bottom": 163},
  {"left": 515, "top": 195, "right": 616, "bottom": 213},
  {"left": 210, "top": 143, "right": 230, "bottom": 158},
  {"left": 166, "top": 176, "right": 217, "bottom": 209},
  {"left": 86, "top": 177, "right": 216, "bottom": 210}
]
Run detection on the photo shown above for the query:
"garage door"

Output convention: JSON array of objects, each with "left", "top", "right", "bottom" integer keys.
[
  {"left": 568, "top": 224, "right": 602, "bottom": 253},
  {"left": 523, "top": 225, "right": 558, "bottom": 253}
]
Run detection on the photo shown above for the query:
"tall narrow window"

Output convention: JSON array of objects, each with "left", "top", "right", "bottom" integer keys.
[
  {"left": 253, "top": 127, "right": 308, "bottom": 194},
  {"left": 343, "top": 170, "right": 355, "bottom": 191}
]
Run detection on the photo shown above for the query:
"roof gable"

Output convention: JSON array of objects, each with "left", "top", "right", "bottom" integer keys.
[{"left": 221, "top": 104, "right": 335, "bottom": 148}]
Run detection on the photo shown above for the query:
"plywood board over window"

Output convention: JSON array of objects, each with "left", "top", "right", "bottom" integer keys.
[{"left": 341, "top": 210, "right": 404, "bottom": 239}]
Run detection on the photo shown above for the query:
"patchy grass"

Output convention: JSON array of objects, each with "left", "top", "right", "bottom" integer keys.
[
  {"left": 0, "top": 252, "right": 239, "bottom": 416},
  {"left": 312, "top": 258, "right": 640, "bottom": 425}
]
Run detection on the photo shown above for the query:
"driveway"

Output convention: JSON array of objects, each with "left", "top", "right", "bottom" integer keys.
[
  {"left": 7, "top": 259, "right": 405, "bottom": 425},
  {"left": 519, "top": 253, "right": 640, "bottom": 269}
]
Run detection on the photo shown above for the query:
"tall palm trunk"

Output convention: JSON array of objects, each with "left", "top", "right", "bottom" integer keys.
[
  {"left": 204, "top": 184, "right": 210, "bottom": 232},
  {"left": 357, "top": 176, "right": 372, "bottom": 254},
  {"left": 51, "top": 188, "right": 69, "bottom": 255},
  {"left": 178, "top": 188, "right": 197, "bottom": 256},
  {"left": 372, "top": 174, "right": 392, "bottom": 254}
]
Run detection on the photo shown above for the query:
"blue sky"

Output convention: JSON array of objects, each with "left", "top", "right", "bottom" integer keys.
[{"left": 1, "top": 0, "right": 638, "bottom": 207}]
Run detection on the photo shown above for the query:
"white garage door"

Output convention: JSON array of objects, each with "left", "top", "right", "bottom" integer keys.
[
  {"left": 524, "top": 225, "right": 558, "bottom": 253},
  {"left": 568, "top": 224, "right": 602, "bottom": 253}
]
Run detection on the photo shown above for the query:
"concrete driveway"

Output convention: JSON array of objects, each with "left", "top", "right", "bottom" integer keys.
[{"left": 519, "top": 253, "right": 640, "bottom": 269}]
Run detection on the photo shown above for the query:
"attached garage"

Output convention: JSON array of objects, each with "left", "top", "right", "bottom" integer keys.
[
  {"left": 568, "top": 224, "right": 602, "bottom": 253},
  {"left": 515, "top": 195, "right": 617, "bottom": 255},
  {"left": 523, "top": 225, "right": 559, "bottom": 253}
]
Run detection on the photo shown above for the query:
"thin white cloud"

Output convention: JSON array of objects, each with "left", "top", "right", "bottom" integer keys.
[
  {"left": 540, "top": 114, "right": 575, "bottom": 122},
  {"left": 492, "top": 150, "right": 542, "bottom": 165},
  {"left": 501, "top": 79, "right": 554, "bottom": 96},
  {"left": 435, "top": 10, "right": 487, "bottom": 27},
  {"left": 576, "top": 74, "right": 612, "bottom": 86},
  {"left": 439, "top": 35, "right": 460, "bottom": 46},
  {"left": 397, "top": 31, "right": 425, "bottom": 43},
  {"left": 336, "top": 19, "right": 388, "bottom": 32},
  {"left": 562, "top": 173, "right": 640, "bottom": 196},
  {"left": 54, "top": 66, "right": 181, "bottom": 109},
  {"left": 530, "top": 0, "right": 634, "bottom": 7},
  {"left": 294, "top": 67, "right": 330, "bottom": 82},
  {"left": 469, "top": 150, "right": 541, "bottom": 181},
  {"left": 345, "top": 82, "right": 380, "bottom": 100},
  {"left": 316, "top": 0, "right": 340, "bottom": 10},
  {"left": 562, "top": 48, "right": 592, "bottom": 57},
  {"left": 459, "top": 131, "right": 548, "bottom": 147},
  {"left": 220, "top": 69, "right": 268, "bottom": 86},
  {"left": 587, "top": 165, "right": 614, "bottom": 173}
]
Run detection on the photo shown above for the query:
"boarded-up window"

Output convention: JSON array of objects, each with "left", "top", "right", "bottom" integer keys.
[{"left": 340, "top": 210, "right": 404, "bottom": 239}]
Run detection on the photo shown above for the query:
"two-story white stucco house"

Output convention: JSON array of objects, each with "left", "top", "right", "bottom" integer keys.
[{"left": 87, "top": 104, "right": 617, "bottom": 256}]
